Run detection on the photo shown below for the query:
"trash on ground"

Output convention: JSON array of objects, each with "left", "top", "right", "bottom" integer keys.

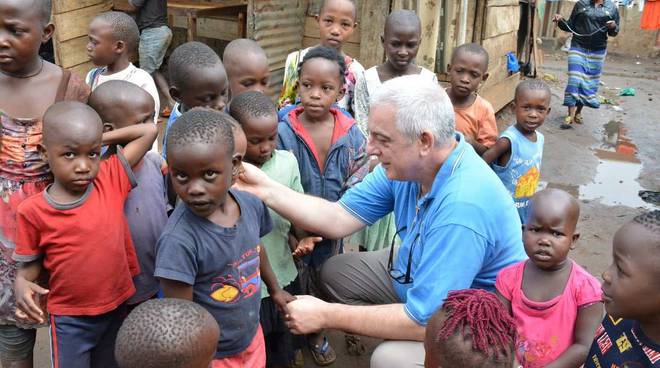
[{"left": 618, "top": 87, "right": 636, "bottom": 96}]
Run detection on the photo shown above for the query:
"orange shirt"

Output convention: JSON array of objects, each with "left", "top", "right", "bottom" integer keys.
[{"left": 454, "top": 95, "right": 498, "bottom": 147}]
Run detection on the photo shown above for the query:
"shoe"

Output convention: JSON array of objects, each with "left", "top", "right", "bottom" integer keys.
[{"left": 560, "top": 116, "right": 573, "bottom": 130}]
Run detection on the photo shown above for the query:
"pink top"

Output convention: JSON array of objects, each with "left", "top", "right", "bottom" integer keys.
[{"left": 496, "top": 259, "right": 602, "bottom": 368}]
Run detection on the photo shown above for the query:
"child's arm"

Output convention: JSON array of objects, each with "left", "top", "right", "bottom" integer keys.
[
  {"left": 14, "top": 261, "right": 48, "bottom": 324},
  {"left": 292, "top": 236, "right": 323, "bottom": 259},
  {"left": 102, "top": 123, "right": 157, "bottom": 168},
  {"left": 482, "top": 137, "right": 511, "bottom": 166},
  {"left": 545, "top": 302, "right": 603, "bottom": 368},
  {"left": 160, "top": 278, "right": 193, "bottom": 300},
  {"left": 259, "top": 246, "right": 295, "bottom": 314},
  {"left": 466, "top": 137, "right": 490, "bottom": 156}
]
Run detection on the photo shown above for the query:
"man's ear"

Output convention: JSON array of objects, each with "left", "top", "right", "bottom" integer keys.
[
  {"left": 570, "top": 232, "right": 580, "bottom": 249},
  {"left": 418, "top": 131, "right": 435, "bottom": 155},
  {"left": 103, "top": 122, "right": 115, "bottom": 133},
  {"left": 41, "top": 22, "right": 55, "bottom": 43},
  {"left": 169, "top": 86, "right": 182, "bottom": 103}
]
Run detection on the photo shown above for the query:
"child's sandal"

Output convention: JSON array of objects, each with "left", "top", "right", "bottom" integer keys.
[
  {"left": 574, "top": 114, "right": 584, "bottom": 124},
  {"left": 309, "top": 337, "right": 336, "bottom": 366},
  {"left": 560, "top": 116, "right": 574, "bottom": 130}
]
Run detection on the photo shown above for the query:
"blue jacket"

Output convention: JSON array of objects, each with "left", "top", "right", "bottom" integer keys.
[{"left": 278, "top": 107, "right": 366, "bottom": 267}]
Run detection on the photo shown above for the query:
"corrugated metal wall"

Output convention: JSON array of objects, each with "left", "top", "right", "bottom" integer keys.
[{"left": 248, "top": 0, "right": 308, "bottom": 96}]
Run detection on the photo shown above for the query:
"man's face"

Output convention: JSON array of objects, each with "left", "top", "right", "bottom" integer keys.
[{"left": 367, "top": 104, "right": 419, "bottom": 181}]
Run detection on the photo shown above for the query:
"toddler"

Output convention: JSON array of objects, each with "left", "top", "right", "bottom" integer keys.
[
  {"left": 88, "top": 80, "right": 168, "bottom": 310},
  {"left": 584, "top": 210, "right": 660, "bottom": 367},
  {"left": 0, "top": 0, "right": 89, "bottom": 365},
  {"left": 86, "top": 11, "right": 160, "bottom": 126},
  {"left": 483, "top": 80, "right": 550, "bottom": 224},
  {"left": 278, "top": 0, "right": 364, "bottom": 117},
  {"left": 155, "top": 109, "right": 293, "bottom": 367},
  {"left": 161, "top": 41, "right": 228, "bottom": 160},
  {"left": 222, "top": 38, "right": 270, "bottom": 98},
  {"left": 13, "top": 101, "right": 157, "bottom": 367},
  {"left": 424, "top": 289, "right": 517, "bottom": 368},
  {"left": 115, "top": 298, "right": 220, "bottom": 368},
  {"left": 496, "top": 189, "right": 603, "bottom": 368},
  {"left": 447, "top": 43, "right": 498, "bottom": 155}
]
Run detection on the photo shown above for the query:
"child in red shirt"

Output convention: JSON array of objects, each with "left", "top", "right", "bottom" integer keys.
[{"left": 12, "top": 101, "right": 157, "bottom": 368}]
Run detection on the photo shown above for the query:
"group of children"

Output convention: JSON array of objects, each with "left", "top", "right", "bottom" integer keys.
[{"left": 0, "top": 0, "right": 658, "bottom": 367}]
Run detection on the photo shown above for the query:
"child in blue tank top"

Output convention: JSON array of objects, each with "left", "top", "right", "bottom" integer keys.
[{"left": 483, "top": 80, "right": 551, "bottom": 224}]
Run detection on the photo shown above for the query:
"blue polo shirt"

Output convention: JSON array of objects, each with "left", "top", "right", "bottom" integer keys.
[{"left": 339, "top": 133, "right": 526, "bottom": 325}]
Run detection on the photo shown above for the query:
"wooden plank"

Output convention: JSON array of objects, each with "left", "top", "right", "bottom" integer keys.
[
  {"left": 418, "top": 0, "right": 442, "bottom": 71},
  {"left": 302, "top": 36, "right": 361, "bottom": 59},
  {"left": 56, "top": 36, "right": 90, "bottom": 69},
  {"left": 171, "top": 15, "right": 239, "bottom": 41},
  {"left": 53, "top": 2, "right": 112, "bottom": 43},
  {"left": 483, "top": 5, "right": 519, "bottom": 39},
  {"left": 53, "top": 0, "right": 106, "bottom": 14},
  {"left": 480, "top": 72, "right": 519, "bottom": 112},
  {"left": 358, "top": 0, "right": 388, "bottom": 69},
  {"left": 482, "top": 56, "right": 508, "bottom": 89},
  {"left": 487, "top": 0, "right": 519, "bottom": 7},
  {"left": 481, "top": 31, "right": 517, "bottom": 59},
  {"left": 473, "top": 0, "right": 487, "bottom": 43},
  {"left": 303, "top": 16, "right": 361, "bottom": 43}
]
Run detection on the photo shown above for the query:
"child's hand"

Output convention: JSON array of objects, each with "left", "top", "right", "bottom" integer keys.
[
  {"left": 14, "top": 276, "right": 48, "bottom": 324},
  {"left": 270, "top": 288, "right": 296, "bottom": 316},
  {"left": 292, "top": 236, "right": 322, "bottom": 259},
  {"left": 552, "top": 14, "right": 563, "bottom": 23}
]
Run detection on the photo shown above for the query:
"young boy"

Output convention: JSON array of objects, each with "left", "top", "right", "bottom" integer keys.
[
  {"left": 88, "top": 80, "right": 168, "bottom": 310},
  {"left": 222, "top": 39, "right": 270, "bottom": 99},
  {"left": 161, "top": 41, "right": 229, "bottom": 160},
  {"left": 584, "top": 210, "right": 660, "bottom": 367},
  {"left": 155, "top": 108, "right": 294, "bottom": 366},
  {"left": 446, "top": 43, "right": 498, "bottom": 155},
  {"left": 278, "top": 45, "right": 366, "bottom": 365},
  {"left": 86, "top": 11, "right": 160, "bottom": 127},
  {"left": 230, "top": 91, "right": 319, "bottom": 366},
  {"left": 115, "top": 298, "right": 220, "bottom": 368},
  {"left": 423, "top": 289, "right": 517, "bottom": 368},
  {"left": 483, "top": 80, "right": 551, "bottom": 224},
  {"left": 12, "top": 101, "right": 157, "bottom": 367},
  {"left": 278, "top": 0, "right": 364, "bottom": 116}
]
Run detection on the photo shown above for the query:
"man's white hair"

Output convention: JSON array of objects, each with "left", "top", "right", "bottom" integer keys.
[{"left": 370, "top": 74, "right": 455, "bottom": 147}]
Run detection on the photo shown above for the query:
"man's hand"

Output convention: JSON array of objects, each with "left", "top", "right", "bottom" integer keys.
[
  {"left": 605, "top": 20, "right": 616, "bottom": 30},
  {"left": 270, "top": 288, "right": 296, "bottom": 315},
  {"left": 552, "top": 14, "right": 563, "bottom": 23},
  {"left": 234, "top": 162, "right": 272, "bottom": 201},
  {"left": 286, "top": 295, "right": 330, "bottom": 335},
  {"left": 292, "top": 236, "right": 322, "bottom": 258},
  {"left": 14, "top": 276, "right": 48, "bottom": 324}
]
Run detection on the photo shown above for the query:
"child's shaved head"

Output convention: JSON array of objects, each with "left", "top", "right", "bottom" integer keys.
[
  {"left": 42, "top": 102, "right": 103, "bottom": 148},
  {"left": 92, "top": 11, "right": 140, "bottom": 53},
  {"left": 168, "top": 41, "right": 224, "bottom": 90},
  {"left": 222, "top": 38, "right": 266, "bottom": 65},
  {"left": 425, "top": 289, "right": 516, "bottom": 368},
  {"left": 88, "top": 80, "right": 155, "bottom": 129},
  {"left": 529, "top": 188, "right": 580, "bottom": 232},
  {"left": 451, "top": 43, "right": 489, "bottom": 71},
  {"left": 384, "top": 9, "right": 420, "bottom": 35},
  {"left": 320, "top": 0, "right": 357, "bottom": 20},
  {"left": 515, "top": 79, "right": 552, "bottom": 102},
  {"left": 115, "top": 299, "right": 220, "bottom": 368},
  {"left": 222, "top": 39, "right": 270, "bottom": 96},
  {"left": 166, "top": 108, "right": 235, "bottom": 161}
]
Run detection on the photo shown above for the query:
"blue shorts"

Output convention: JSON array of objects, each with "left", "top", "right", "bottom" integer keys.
[
  {"left": 138, "top": 25, "right": 172, "bottom": 74},
  {"left": 0, "top": 324, "right": 36, "bottom": 362},
  {"left": 50, "top": 305, "right": 126, "bottom": 368}
]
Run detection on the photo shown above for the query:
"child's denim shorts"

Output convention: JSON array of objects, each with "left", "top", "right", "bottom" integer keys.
[
  {"left": 0, "top": 324, "right": 36, "bottom": 362},
  {"left": 138, "top": 25, "right": 173, "bottom": 74}
]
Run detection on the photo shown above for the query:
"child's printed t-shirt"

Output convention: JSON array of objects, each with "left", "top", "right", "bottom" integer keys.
[
  {"left": 125, "top": 152, "right": 168, "bottom": 304},
  {"left": 259, "top": 150, "right": 303, "bottom": 298},
  {"left": 453, "top": 94, "right": 499, "bottom": 147},
  {"left": 13, "top": 153, "right": 139, "bottom": 316},
  {"left": 492, "top": 125, "right": 544, "bottom": 224},
  {"left": 154, "top": 189, "right": 273, "bottom": 359},
  {"left": 496, "top": 259, "right": 602, "bottom": 368},
  {"left": 584, "top": 315, "right": 660, "bottom": 368}
]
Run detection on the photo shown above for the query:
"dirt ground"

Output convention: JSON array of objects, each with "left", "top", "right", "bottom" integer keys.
[{"left": 30, "top": 52, "right": 659, "bottom": 368}]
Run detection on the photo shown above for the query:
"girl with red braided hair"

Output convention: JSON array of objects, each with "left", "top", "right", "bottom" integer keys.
[{"left": 424, "top": 289, "right": 517, "bottom": 368}]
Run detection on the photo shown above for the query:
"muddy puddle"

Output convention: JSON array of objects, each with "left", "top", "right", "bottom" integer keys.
[{"left": 544, "top": 121, "right": 656, "bottom": 209}]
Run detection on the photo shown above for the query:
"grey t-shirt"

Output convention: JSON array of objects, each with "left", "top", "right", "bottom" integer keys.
[
  {"left": 155, "top": 189, "right": 273, "bottom": 358},
  {"left": 129, "top": 0, "right": 167, "bottom": 30},
  {"left": 125, "top": 152, "right": 168, "bottom": 304}
]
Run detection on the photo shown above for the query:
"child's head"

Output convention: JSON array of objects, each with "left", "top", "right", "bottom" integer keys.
[
  {"left": 382, "top": 10, "right": 421, "bottom": 72},
  {"left": 448, "top": 43, "right": 489, "bottom": 98},
  {"left": 88, "top": 80, "right": 155, "bottom": 131},
  {"left": 166, "top": 108, "right": 236, "bottom": 218},
  {"left": 297, "top": 45, "right": 346, "bottom": 120},
  {"left": 524, "top": 188, "right": 580, "bottom": 271},
  {"left": 0, "top": 0, "right": 54, "bottom": 75},
  {"left": 115, "top": 298, "right": 220, "bottom": 368},
  {"left": 222, "top": 38, "right": 270, "bottom": 97},
  {"left": 168, "top": 41, "right": 228, "bottom": 112},
  {"left": 602, "top": 210, "right": 660, "bottom": 324},
  {"left": 87, "top": 11, "right": 139, "bottom": 67},
  {"left": 42, "top": 101, "right": 103, "bottom": 195},
  {"left": 316, "top": 0, "right": 357, "bottom": 51},
  {"left": 513, "top": 80, "right": 551, "bottom": 134},
  {"left": 229, "top": 91, "right": 278, "bottom": 167},
  {"left": 424, "top": 289, "right": 516, "bottom": 368}
]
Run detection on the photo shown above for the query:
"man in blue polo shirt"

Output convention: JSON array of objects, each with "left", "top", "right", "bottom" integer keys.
[{"left": 236, "top": 75, "right": 525, "bottom": 367}]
